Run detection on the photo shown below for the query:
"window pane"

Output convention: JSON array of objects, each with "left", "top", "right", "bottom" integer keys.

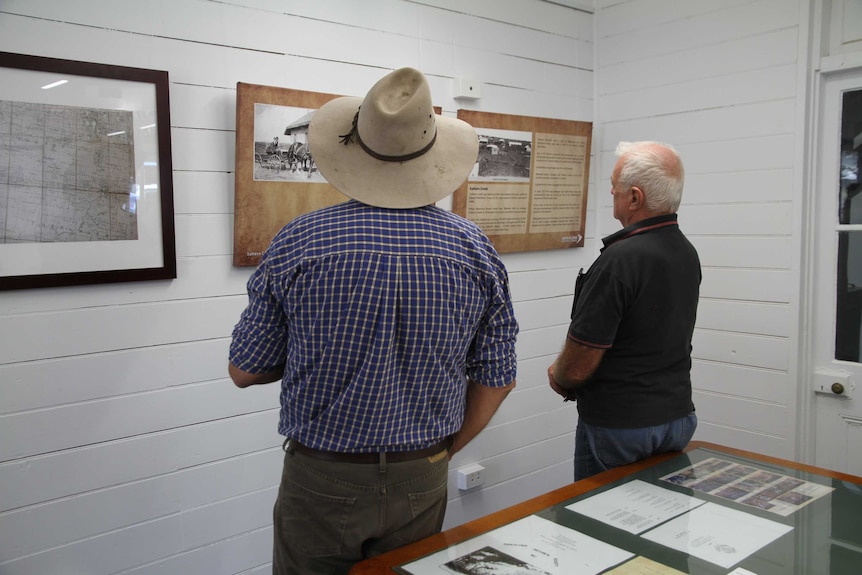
[
  {"left": 836, "top": 231, "right": 862, "bottom": 362},
  {"left": 840, "top": 90, "right": 862, "bottom": 225}
]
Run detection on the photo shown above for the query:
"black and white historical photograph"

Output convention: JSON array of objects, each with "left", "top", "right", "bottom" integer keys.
[
  {"left": 469, "top": 127, "right": 532, "bottom": 182},
  {"left": 253, "top": 103, "right": 325, "bottom": 183},
  {"left": 443, "top": 546, "right": 552, "bottom": 575}
]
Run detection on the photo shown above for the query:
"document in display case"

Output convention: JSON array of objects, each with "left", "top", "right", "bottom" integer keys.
[{"left": 349, "top": 442, "right": 862, "bottom": 575}]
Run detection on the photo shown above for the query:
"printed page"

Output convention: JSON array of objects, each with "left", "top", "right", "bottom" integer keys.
[
  {"left": 641, "top": 502, "right": 792, "bottom": 569},
  {"left": 565, "top": 480, "right": 706, "bottom": 534},
  {"left": 399, "top": 514, "right": 633, "bottom": 575}
]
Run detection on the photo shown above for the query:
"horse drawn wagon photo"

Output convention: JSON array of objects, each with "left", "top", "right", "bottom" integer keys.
[
  {"left": 252, "top": 108, "right": 323, "bottom": 182},
  {"left": 254, "top": 139, "right": 314, "bottom": 177}
]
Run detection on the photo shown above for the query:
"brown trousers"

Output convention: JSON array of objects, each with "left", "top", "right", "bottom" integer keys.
[{"left": 272, "top": 444, "right": 449, "bottom": 575}]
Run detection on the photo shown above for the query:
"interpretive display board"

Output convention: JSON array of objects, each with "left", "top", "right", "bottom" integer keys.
[
  {"left": 233, "top": 82, "right": 447, "bottom": 267},
  {"left": 453, "top": 110, "right": 592, "bottom": 254},
  {"left": 233, "top": 82, "right": 346, "bottom": 267}
]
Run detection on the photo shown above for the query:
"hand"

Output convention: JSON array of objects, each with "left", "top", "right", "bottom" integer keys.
[{"left": 547, "top": 362, "right": 568, "bottom": 398}]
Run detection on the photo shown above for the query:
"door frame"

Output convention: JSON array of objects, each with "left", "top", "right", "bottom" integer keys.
[{"left": 800, "top": 60, "right": 862, "bottom": 468}]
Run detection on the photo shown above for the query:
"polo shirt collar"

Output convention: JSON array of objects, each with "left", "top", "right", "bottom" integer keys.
[{"left": 601, "top": 213, "right": 678, "bottom": 251}]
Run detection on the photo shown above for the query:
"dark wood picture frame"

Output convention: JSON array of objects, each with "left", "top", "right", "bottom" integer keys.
[{"left": 0, "top": 52, "right": 176, "bottom": 290}]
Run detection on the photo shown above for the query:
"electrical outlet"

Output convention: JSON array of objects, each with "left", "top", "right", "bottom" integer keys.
[{"left": 457, "top": 463, "right": 485, "bottom": 490}]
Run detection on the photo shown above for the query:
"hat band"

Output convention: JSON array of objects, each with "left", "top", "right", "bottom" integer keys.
[
  {"left": 338, "top": 110, "right": 437, "bottom": 163},
  {"left": 356, "top": 129, "right": 437, "bottom": 163}
]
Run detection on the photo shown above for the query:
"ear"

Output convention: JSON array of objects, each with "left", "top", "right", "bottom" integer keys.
[{"left": 630, "top": 186, "right": 645, "bottom": 210}]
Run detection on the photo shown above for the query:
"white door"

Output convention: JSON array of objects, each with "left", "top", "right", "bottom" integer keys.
[{"left": 812, "top": 69, "right": 862, "bottom": 476}]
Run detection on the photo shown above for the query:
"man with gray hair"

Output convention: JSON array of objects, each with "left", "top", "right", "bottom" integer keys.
[{"left": 548, "top": 141, "right": 700, "bottom": 480}]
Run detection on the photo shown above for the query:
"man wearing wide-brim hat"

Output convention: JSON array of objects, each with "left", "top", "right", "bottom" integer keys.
[{"left": 229, "top": 67, "right": 519, "bottom": 575}]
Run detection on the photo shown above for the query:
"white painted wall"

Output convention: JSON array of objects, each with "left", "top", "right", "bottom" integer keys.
[
  {"left": 2, "top": 0, "right": 855, "bottom": 572},
  {"left": 594, "top": 0, "right": 809, "bottom": 459},
  {"left": 0, "top": 1, "right": 595, "bottom": 573}
]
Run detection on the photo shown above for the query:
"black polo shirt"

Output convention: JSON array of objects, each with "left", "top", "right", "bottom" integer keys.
[{"left": 568, "top": 214, "right": 701, "bottom": 428}]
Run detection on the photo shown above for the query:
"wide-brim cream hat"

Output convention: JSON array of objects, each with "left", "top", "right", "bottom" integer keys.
[{"left": 309, "top": 67, "right": 479, "bottom": 209}]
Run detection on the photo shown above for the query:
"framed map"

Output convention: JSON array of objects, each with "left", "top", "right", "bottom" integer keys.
[{"left": 0, "top": 52, "right": 176, "bottom": 290}]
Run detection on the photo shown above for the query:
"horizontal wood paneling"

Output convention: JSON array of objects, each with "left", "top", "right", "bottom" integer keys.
[
  {"left": 693, "top": 360, "right": 789, "bottom": 403},
  {"left": 694, "top": 390, "right": 790, "bottom": 436},
  {"left": 516, "top": 325, "right": 570, "bottom": 363},
  {"left": 694, "top": 420, "right": 789, "bottom": 460},
  {"left": 684, "top": 169, "right": 795, "bottom": 205},
  {"left": 600, "top": 28, "right": 798, "bottom": 95},
  {"left": 175, "top": 213, "right": 235, "bottom": 257},
  {"left": 700, "top": 268, "right": 793, "bottom": 303},
  {"left": 180, "top": 487, "right": 278, "bottom": 550},
  {"left": 597, "top": 135, "right": 797, "bottom": 188},
  {"left": 598, "top": 0, "right": 799, "bottom": 66},
  {"left": 0, "top": 257, "right": 250, "bottom": 314},
  {"left": 683, "top": 203, "right": 793, "bottom": 236},
  {"left": 172, "top": 128, "right": 235, "bottom": 173},
  {"left": 0, "top": 380, "right": 279, "bottom": 461},
  {"left": 492, "top": 386, "right": 569, "bottom": 430},
  {"left": 1, "top": 523, "right": 274, "bottom": 575},
  {"left": 119, "top": 528, "right": 273, "bottom": 575},
  {"left": 413, "top": 0, "right": 592, "bottom": 38},
  {"left": 595, "top": 0, "right": 754, "bottom": 37},
  {"left": 697, "top": 300, "right": 792, "bottom": 336},
  {"left": 0, "top": 411, "right": 281, "bottom": 512},
  {"left": 513, "top": 296, "right": 572, "bottom": 331},
  {"left": 693, "top": 329, "right": 789, "bottom": 371},
  {"left": 0, "top": 297, "right": 246, "bottom": 363},
  {"left": 509, "top": 267, "right": 579, "bottom": 302},
  {"left": 598, "top": 203, "right": 793, "bottom": 238},
  {"left": 602, "top": 99, "right": 796, "bottom": 151},
  {"left": 172, "top": 171, "right": 235, "bottom": 214},
  {"left": 0, "top": 515, "right": 184, "bottom": 575},
  {"left": 502, "top": 240, "right": 598, "bottom": 274},
  {"left": 599, "top": 65, "right": 797, "bottom": 123},
  {"left": 516, "top": 354, "right": 563, "bottom": 393},
  {"left": 0, "top": 450, "right": 281, "bottom": 562},
  {"left": 690, "top": 237, "right": 793, "bottom": 269},
  {"left": 0, "top": 5, "right": 591, "bottom": 114},
  {"left": 170, "top": 83, "right": 238, "bottom": 131},
  {"left": 0, "top": 339, "right": 231, "bottom": 414}
]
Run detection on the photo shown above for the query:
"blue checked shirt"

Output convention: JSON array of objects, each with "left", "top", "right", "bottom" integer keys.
[{"left": 230, "top": 200, "right": 518, "bottom": 453}]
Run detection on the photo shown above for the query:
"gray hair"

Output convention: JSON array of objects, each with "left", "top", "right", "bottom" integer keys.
[{"left": 614, "top": 141, "right": 684, "bottom": 213}]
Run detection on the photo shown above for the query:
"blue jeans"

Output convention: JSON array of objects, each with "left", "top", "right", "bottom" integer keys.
[
  {"left": 273, "top": 442, "right": 449, "bottom": 575},
  {"left": 574, "top": 412, "right": 697, "bottom": 481}
]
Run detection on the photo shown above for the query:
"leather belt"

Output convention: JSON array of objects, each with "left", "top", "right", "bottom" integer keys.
[{"left": 290, "top": 437, "right": 451, "bottom": 464}]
